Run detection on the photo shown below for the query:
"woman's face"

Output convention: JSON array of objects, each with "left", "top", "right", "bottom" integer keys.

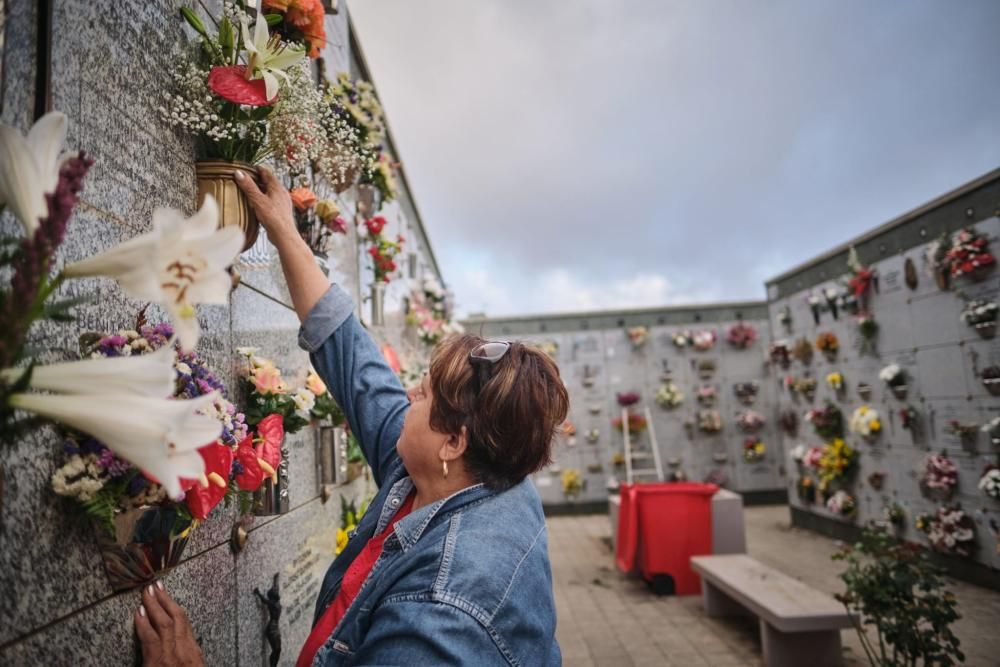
[{"left": 397, "top": 374, "right": 449, "bottom": 477}]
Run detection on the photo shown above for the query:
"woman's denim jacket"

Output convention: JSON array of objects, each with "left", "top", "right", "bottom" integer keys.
[{"left": 299, "top": 285, "right": 561, "bottom": 666}]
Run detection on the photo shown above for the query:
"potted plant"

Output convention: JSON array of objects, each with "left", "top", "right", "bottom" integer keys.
[{"left": 960, "top": 299, "right": 998, "bottom": 339}]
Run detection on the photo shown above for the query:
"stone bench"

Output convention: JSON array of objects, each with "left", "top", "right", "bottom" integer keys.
[{"left": 691, "top": 554, "right": 853, "bottom": 667}]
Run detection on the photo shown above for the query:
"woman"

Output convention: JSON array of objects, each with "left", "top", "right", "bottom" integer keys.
[{"left": 134, "top": 167, "right": 568, "bottom": 666}]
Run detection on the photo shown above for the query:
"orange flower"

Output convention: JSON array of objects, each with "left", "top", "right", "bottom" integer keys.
[
  {"left": 263, "top": 0, "right": 293, "bottom": 10},
  {"left": 290, "top": 187, "right": 317, "bottom": 211}
]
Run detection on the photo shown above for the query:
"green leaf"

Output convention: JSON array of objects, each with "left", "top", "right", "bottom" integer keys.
[
  {"left": 219, "top": 16, "right": 234, "bottom": 60},
  {"left": 179, "top": 7, "right": 208, "bottom": 37},
  {"left": 264, "top": 13, "right": 282, "bottom": 26}
]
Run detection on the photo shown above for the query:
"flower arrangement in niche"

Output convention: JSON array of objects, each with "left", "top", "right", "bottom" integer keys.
[
  {"left": 405, "top": 277, "right": 462, "bottom": 347},
  {"left": 826, "top": 490, "right": 857, "bottom": 519},
  {"left": 261, "top": 0, "right": 327, "bottom": 58},
  {"left": 692, "top": 329, "right": 717, "bottom": 351},
  {"left": 305, "top": 368, "right": 345, "bottom": 427},
  {"left": 49, "top": 324, "right": 249, "bottom": 591},
  {"left": 817, "top": 438, "right": 857, "bottom": 486},
  {"left": 849, "top": 406, "right": 882, "bottom": 440},
  {"left": 920, "top": 453, "right": 958, "bottom": 501},
  {"left": 697, "top": 409, "right": 723, "bottom": 434},
  {"left": 879, "top": 363, "right": 908, "bottom": 399},
  {"left": 979, "top": 465, "right": 1000, "bottom": 500},
  {"left": 960, "top": 299, "right": 998, "bottom": 339},
  {"left": 916, "top": 506, "right": 976, "bottom": 557},
  {"left": 655, "top": 382, "right": 684, "bottom": 409},
  {"left": 867, "top": 470, "right": 886, "bottom": 490},
  {"left": 791, "top": 337, "right": 813, "bottom": 365},
  {"left": 899, "top": 406, "right": 918, "bottom": 431},
  {"left": 825, "top": 371, "right": 844, "bottom": 392},
  {"left": 736, "top": 410, "right": 766, "bottom": 433},
  {"left": 884, "top": 503, "right": 906, "bottom": 526},
  {"left": 733, "top": 381, "right": 759, "bottom": 406},
  {"left": 696, "top": 358, "right": 717, "bottom": 379},
  {"left": 983, "top": 417, "right": 1000, "bottom": 446},
  {"left": 626, "top": 326, "right": 648, "bottom": 349},
  {"left": 769, "top": 341, "right": 791, "bottom": 369},
  {"left": 946, "top": 420, "right": 979, "bottom": 446},
  {"left": 807, "top": 293, "right": 823, "bottom": 325},
  {"left": 236, "top": 348, "right": 310, "bottom": 434},
  {"left": 561, "top": 469, "right": 584, "bottom": 499},
  {"left": 611, "top": 413, "right": 647, "bottom": 434},
  {"left": 726, "top": 322, "right": 757, "bottom": 349},
  {"left": 777, "top": 306, "right": 793, "bottom": 332},
  {"left": 981, "top": 365, "right": 1000, "bottom": 396},
  {"left": 846, "top": 246, "right": 877, "bottom": 312},
  {"left": 672, "top": 330, "right": 692, "bottom": 348},
  {"left": 695, "top": 385, "right": 717, "bottom": 406},
  {"left": 792, "top": 376, "right": 818, "bottom": 401},
  {"left": 857, "top": 314, "right": 879, "bottom": 355},
  {"left": 336, "top": 495, "right": 368, "bottom": 556},
  {"left": 796, "top": 476, "right": 816, "bottom": 503},
  {"left": 857, "top": 382, "right": 873, "bottom": 400},
  {"left": 586, "top": 429, "right": 600, "bottom": 444},
  {"left": 616, "top": 391, "right": 640, "bottom": 407},
  {"left": 802, "top": 445, "right": 825, "bottom": 471},
  {"left": 743, "top": 436, "right": 766, "bottom": 463},
  {"left": 815, "top": 332, "right": 839, "bottom": 359},
  {"left": 294, "top": 192, "right": 348, "bottom": 256},
  {"left": 944, "top": 227, "right": 995, "bottom": 281},
  {"left": 362, "top": 216, "right": 405, "bottom": 284}
]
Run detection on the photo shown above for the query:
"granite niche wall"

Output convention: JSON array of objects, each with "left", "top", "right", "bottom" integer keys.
[
  {"left": 0, "top": 1, "right": 444, "bottom": 664},
  {"left": 464, "top": 303, "right": 788, "bottom": 509},
  {"left": 766, "top": 170, "right": 1000, "bottom": 588}
]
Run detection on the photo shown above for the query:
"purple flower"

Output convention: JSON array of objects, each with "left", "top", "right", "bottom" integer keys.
[
  {"left": 127, "top": 474, "right": 150, "bottom": 496},
  {"left": 97, "top": 448, "right": 132, "bottom": 477}
]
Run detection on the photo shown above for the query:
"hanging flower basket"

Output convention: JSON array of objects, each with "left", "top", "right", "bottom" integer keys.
[{"left": 196, "top": 160, "right": 260, "bottom": 252}]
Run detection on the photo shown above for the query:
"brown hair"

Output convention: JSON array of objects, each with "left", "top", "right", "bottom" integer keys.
[{"left": 428, "top": 334, "right": 569, "bottom": 490}]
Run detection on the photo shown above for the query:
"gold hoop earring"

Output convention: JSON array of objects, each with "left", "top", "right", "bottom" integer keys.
[{"left": 442, "top": 460, "right": 449, "bottom": 479}]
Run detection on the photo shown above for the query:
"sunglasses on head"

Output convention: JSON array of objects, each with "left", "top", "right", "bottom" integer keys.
[{"left": 469, "top": 341, "right": 511, "bottom": 395}]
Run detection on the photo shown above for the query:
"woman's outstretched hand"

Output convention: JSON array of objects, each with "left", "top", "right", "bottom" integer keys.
[
  {"left": 135, "top": 582, "right": 205, "bottom": 667},
  {"left": 235, "top": 166, "right": 299, "bottom": 250}
]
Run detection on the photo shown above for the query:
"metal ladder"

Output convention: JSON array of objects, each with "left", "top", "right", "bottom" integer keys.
[{"left": 623, "top": 405, "right": 664, "bottom": 484}]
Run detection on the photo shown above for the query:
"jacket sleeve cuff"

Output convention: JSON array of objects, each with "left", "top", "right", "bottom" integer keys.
[{"left": 297, "top": 285, "right": 356, "bottom": 353}]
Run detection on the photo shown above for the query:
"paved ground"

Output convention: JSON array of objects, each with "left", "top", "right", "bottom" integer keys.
[{"left": 548, "top": 505, "right": 1000, "bottom": 666}]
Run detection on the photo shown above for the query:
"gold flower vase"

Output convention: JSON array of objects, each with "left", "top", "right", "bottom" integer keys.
[
  {"left": 196, "top": 160, "right": 260, "bottom": 252},
  {"left": 95, "top": 505, "right": 192, "bottom": 592}
]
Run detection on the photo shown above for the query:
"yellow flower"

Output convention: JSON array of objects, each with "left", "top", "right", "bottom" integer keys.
[
  {"left": 335, "top": 528, "right": 349, "bottom": 555},
  {"left": 870, "top": 419, "right": 881, "bottom": 432}
]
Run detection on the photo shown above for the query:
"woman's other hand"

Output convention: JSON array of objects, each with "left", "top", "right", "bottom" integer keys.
[
  {"left": 135, "top": 581, "right": 205, "bottom": 667},
  {"left": 234, "top": 166, "right": 299, "bottom": 250}
]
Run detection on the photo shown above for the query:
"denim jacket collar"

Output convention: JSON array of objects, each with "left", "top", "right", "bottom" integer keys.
[{"left": 379, "top": 476, "right": 493, "bottom": 552}]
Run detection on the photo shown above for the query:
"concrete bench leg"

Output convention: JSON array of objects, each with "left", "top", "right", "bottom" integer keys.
[
  {"left": 702, "top": 581, "right": 748, "bottom": 617},
  {"left": 760, "top": 620, "right": 842, "bottom": 667}
]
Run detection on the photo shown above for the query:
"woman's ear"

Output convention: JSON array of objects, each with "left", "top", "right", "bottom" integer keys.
[{"left": 439, "top": 425, "right": 469, "bottom": 462}]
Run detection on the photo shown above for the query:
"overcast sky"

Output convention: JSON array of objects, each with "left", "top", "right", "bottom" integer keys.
[{"left": 350, "top": 1, "right": 1000, "bottom": 318}]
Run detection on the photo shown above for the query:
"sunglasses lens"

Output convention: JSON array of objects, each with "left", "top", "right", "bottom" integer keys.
[{"left": 471, "top": 341, "right": 510, "bottom": 362}]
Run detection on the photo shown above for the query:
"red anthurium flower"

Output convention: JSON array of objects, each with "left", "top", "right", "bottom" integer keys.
[
  {"left": 255, "top": 413, "right": 284, "bottom": 482},
  {"left": 234, "top": 434, "right": 266, "bottom": 491},
  {"left": 208, "top": 65, "right": 273, "bottom": 106},
  {"left": 185, "top": 443, "right": 234, "bottom": 520}
]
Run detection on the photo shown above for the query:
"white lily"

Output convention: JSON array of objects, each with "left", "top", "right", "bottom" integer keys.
[
  {"left": 1, "top": 344, "right": 175, "bottom": 398},
  {"left": 0, "top": 112, "right": 68, "bottom": 236},
  {"left": 10, "top": 391, "right": 222, "bottom": 498},
  {"left": 241, "top": 14, "right": 305, "bottom": 101},
  {"left": 63, "top": 196, "right": 243, "bottom": 351}
]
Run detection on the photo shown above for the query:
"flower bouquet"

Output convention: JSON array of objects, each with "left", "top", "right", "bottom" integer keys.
[
  {"left": 982, "top": 365, "right": 1000, "bottom": 396},
  {"left": 792, "top": 376, "right": 818, "bottom": 401},
  {"left": 769, "top": 341, "right": 791, "bottom": 369},
  {"left": 692, "top": 329, "right": 717, "bottom": 351},
  {"left": 916, "top": 506, "right": 976, "bottom": 557},
  {"left": 879, "top": 363, "right": 908, "bottom": 399},
  {"left": 562, "top": 469, "right": 584, "bottom": 499},
  {"left": 825, "top": 371, "right": 844, "bottom": 392},
  {"left": 736, "top": 410, "right": 766, "bottom": 433},
  {"left": 697, "top": 409, "right": 723, "bottom": 434},
  {"left": 626, "top": 326, "right": 649, "bottom": 349},
  {"left": 826, "top": 490, "right": 857, "bottom": 519},
  {"left": 802, "top": 446, "right": 825, "bottom": 470},
  {"left": 920, "top": 453, "right": 958, "bottom": 501},
  {"left": 849, "top": 406, "right": 882, "bottom": 441},
  {"left": 655, "top": 382, "right": 684, "bottom": 409},
  {"left": 857, "top": 314, "right": 879, "bottom": 355},
  {"left": 867, "top": 471, "right": 886, "bottom": 490},
  {"left": 979, "top": 465, "right": 1000, "bottom": 500},
  {"left": 726, "top": 322, "right": 758, "bottom": 349},
  {"left": 817, "top": 438, "right": 857, "bottom": 485},
  {"left": 947, "top": 420, "right": 980, "bottom": 447},
  {"left": 733, "top": 381, "right": 759, "bottom": 406},
  {"left": 672, "top": 330, "right": 692, "bottom": 348},
  {"left": 611, "top": 413, "right": 648, "bottom": 434},
  {"left": 815, "top": 332, "right": 839, "bottom": 360},
  {"left": 322, "top": 71, "right": 386, "bottom": 194},
  {"left": 884, "top": 502, "right": 905, "bottom": 526},
  {"left": 983, "top": 417, "right": 1000, "bottom": 446},
  {"left": 960, "top": 299, "right": 998, "bottom": 339},
  {"left": 743, "top": 437, "right": 766, "bottom": 463},
  {"left": 261, "top": 0, "right": 326, "bottom": 58},
  {"left": 236, "top": 348, "right": 310, "bottom": 434},
  {"left": 805, "top": 401, "right": 844, "bottom": 439},
  {"left": 586, "top": 429, "right": 600, "bottom": 444},
  {"left": 51, "top": 325, "right": 251, "bottom": 591},
  {"left": 846, "top": 246, "right": 877, "bottom": 312},
  {"left": 944, "top": 227, "right": 995, "bottom": 282},
  {"left": 695, "top": 385, "right": 717, "bottom": 406},
  {"left": 792, "top": 337, "right": 814, "bottom": 365},
  {"left": 294, "top": 190, "right": 348, "bottom": 256},
  {"left": 617, "top": 391, "right": 641, "bottom": 407},
  {"left": 899, "top": 406, "right": 918, "bottom": 431}
]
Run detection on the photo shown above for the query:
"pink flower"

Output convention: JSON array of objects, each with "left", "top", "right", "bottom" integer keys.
[
  {"left": 208, "top": 65, "right": 273, "bottom": 106},
  {"left": 251, "top": 363, "right": 287, "bottom": 395},
  {"left": 306, "top": 370, "right": 327, "bottom": 396}
]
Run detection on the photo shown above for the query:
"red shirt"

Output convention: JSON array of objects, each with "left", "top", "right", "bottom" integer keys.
[{"left": 296, "top": 493, "right": 416, "bottom": 667}]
